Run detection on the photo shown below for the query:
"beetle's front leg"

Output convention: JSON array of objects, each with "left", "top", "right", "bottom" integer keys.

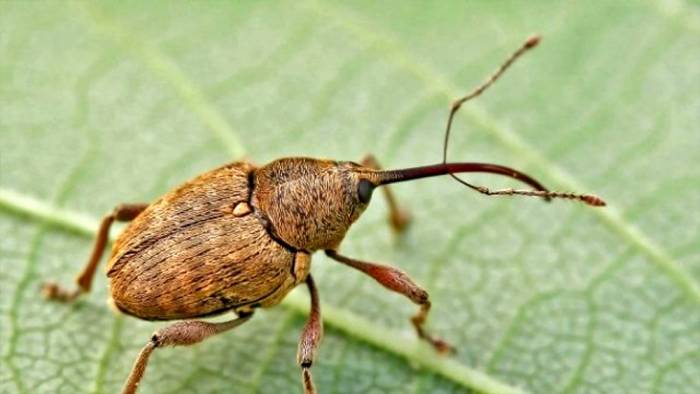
[
  {"left": 122, "top": 311, "right": 253, "bottom": 394},
  {"left": 297, "top": 275, "right": 323, "bottom": 394},
  {"left": 42, "top": 203, "right": 148, "bottom": 302},
  {"left": 326, "top": 250, "right": 454, "bottom": 354},
  {"left": 360, "top": 154, "right": 411, "bottom": 233}
]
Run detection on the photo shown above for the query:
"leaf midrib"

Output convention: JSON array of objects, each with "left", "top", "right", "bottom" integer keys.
[{"left": 74, "top": 1, "right": 246, "bottom": 159}]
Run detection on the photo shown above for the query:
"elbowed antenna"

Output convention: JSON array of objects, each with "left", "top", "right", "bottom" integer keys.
[
  {"left": 441, "top": 35, "right": 545, "bottom": 199},
  {"left": 376, "top": 163, "right": 606, "bottom": 207},
  {"left": 368, "top": 35, "right": 605, "bottom": 208},
  {"left": 395, "top": 34, "right": 606, "bottom": 208}
]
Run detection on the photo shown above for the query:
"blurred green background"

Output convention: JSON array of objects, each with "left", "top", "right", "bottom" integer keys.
[{"left": 1, "top": 1, "right": 699, "bottom": 393}]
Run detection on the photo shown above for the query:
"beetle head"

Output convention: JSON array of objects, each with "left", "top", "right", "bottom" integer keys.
[{"left": 252, "top": 158, "right": 380, "bottom": 251}]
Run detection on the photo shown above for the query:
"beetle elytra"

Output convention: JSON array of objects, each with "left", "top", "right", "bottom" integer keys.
[{"left": 43, "top": 35, "right": 605, "bottom": 394}]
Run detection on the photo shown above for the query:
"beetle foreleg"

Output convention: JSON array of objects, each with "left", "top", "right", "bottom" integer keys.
[
  {"left": 325, "top": 250, "right": 454, "bottom": 354},
  {"left": 297, "top": 275, "right": 323, "bottom": 394},
  {"left": 122, "top": 311, "right": 253, "bottom": 394},
  {"left": 360, "top": 154, "right": 411, "bottom": 233},
  {"left": 42, "top": 203, "right": 148, "bottom": 302}
]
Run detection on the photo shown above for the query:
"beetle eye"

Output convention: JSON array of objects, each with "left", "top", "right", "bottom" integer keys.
[{"left": 357, "top": 179, "right": 375, "bottom": 203}]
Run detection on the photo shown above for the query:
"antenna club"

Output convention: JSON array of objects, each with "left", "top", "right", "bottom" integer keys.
[
  {"left": 582, "top": 194, "right": 606, "bottom": 207},
  {"left": 525, "top": 35, "right": 541, "bottom": 48}
]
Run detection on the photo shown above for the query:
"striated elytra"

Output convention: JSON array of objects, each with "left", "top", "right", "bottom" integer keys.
[{"left": 41, "top": 35, "right": 605, "bottom": 394}]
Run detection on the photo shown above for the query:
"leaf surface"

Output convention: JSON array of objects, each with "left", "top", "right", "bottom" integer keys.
[{"left": 1, "top": 1, "right": 699, "bottom": 393}]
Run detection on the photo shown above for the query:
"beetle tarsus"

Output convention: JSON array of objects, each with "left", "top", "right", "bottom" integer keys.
[
  {"left": 297, "top": 275, "right": 323, "bottom": 394},
  {"left": 302, "top": 367, "right": 316, "bottom": 394},
  {"left": 41, "top": 281, "right": 81, "bottom": 302},
  {"left": 122, "top": 342, "right": 156, "bottom": 394},
  {"left": 412, "top": 301, "right": 456, "bottom": 354}
]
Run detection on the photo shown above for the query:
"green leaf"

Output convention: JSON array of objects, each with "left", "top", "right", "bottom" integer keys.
[{"left": 2, "top": 1, "right": 699, "bottom": 393}]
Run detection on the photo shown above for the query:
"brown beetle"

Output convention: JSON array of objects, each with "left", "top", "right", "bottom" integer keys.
[{"left": 42, "top": 35, "right": 605, "bottom": 394}]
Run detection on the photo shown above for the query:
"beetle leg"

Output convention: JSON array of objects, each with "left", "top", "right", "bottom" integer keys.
[
  {"left": 360, "top": 154, "right": 411, "bottom": 233},
  {"left": 297, "top": 275, "right": 323, "bottom": 394},
  {"left": 326, "top": 250, "right": 454, "bottom": 354},
  {"left": 123, "top": 311, "right": 253, "bottom": 394},
  {"left": 42, "top": 203, "right": 148, "bottom": 302}
]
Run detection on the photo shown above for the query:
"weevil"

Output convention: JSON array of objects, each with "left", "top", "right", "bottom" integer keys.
[{"left": 42, "top": 35, "right": 605, "bottom": 394}]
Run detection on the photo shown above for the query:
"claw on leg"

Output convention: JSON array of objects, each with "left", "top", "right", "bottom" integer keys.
[{"left": 411, "top": 301, "right": 455, "bottom": 354}]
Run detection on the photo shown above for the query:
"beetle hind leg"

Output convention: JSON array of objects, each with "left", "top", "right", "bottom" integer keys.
[
  {"left": 42, "top": 203, "right": 148, "bottom": 302},
  {"left": 297, "top": 275, "right": 323, "bottom": 394},
  {"left": 360, "top": 154, "right": 411, "bottom": 233},
  {"left": 122, "top": 311, "right": 253, "bottom": 394}
]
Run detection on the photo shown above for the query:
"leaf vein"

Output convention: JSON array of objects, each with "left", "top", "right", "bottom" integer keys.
[{"left": 74, "top": 2, "right": 245, "bottom": 159}]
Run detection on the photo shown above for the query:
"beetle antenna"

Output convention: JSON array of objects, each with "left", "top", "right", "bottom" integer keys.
[
  {"left": 443, "top": 35, "right": 540, "bottom": 192},
  {"left": 370, "top": 35, "right": 605, "bottom": 207},
  {"left": 376, "top": 163, "right": 605, "bottom": 206},
  {"left": 443, "top": 36, "right": 540, "bottom": 166},
  {"left": 409, "top": 34, "right": 605, "bottom": 207}
]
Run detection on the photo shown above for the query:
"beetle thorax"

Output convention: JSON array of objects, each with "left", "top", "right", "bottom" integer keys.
[{"left": 251, "top": 158, "right": 368, "bottom": 251}]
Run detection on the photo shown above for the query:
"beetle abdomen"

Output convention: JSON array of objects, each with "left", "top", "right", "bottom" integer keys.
[
  {"left": 106, "top": 162, "right": 297, "bottom": 320},
  {"left": 110, "top": 214, "right": 294, "bottom": 320}
]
